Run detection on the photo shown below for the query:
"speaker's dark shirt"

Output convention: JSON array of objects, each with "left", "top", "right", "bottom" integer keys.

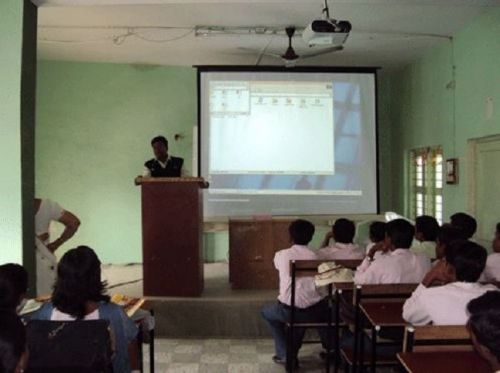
[{"left": 144, "top": 156, "right": 184, "bottom": 177}]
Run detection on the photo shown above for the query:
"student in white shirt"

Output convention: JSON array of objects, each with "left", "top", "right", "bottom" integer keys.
[
  {"left": 35, "top": 198, "right": 81, "bottom": 295},
  {"left": 482, "top": 223, "right": 500, "bottom": 282},
  {"left": 317, "top": 218, "right": 364, "bottom": 260},
  {"left": 467, "top": 291, "right": 500, "bottom": 373},
  {"left": 261, "top": 220, "right": 328, "bottom": 367},
  {"left": 354, "top": 219, "right": 431, "bottom": 285},
  {"left": 411, "top": 215, "right": 439, "bottom": 259},
  {"left": 403, "top": 240, "right": 497, "bottom": 326},
  {"left": 450, "top": 212, "right": 477, "bottom": 240},
  {"left": 364, "top": 221, "right": 386, "bottom": 255}
]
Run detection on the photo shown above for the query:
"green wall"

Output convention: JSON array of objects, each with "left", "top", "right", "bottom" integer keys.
[
  {"left": 36, "top": 60, "right": 386, "bottom": 264},
  {"left": 0, "top": 1, "right": 24, "bottom": 264},
  {"left": 36, "top": 61, "right": 197, "bottom": 263},
  {"left": 386, "top": 9, "right": 500, "bottom": 219}
]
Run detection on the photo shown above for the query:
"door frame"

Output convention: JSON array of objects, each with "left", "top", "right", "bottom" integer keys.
[{"left": 467, "top": 134, "right": 500, "bottom": 242}]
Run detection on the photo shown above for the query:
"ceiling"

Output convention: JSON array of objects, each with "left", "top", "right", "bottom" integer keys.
[{"left": 35, "top": 0, "right": 500, "bottom": 69}]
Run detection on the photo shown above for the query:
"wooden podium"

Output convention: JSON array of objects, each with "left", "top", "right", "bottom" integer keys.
[{"left": 138, "top": 177, "right": 207, "bottom": 297}]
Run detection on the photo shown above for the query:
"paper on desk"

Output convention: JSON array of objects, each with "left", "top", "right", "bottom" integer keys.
[{"left": 19, "top": 299, "right": 44, "bottom": 315}]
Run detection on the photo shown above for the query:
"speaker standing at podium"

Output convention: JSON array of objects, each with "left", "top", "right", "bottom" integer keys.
[{"left": 142, "top": 135, "right": 185, "bottom": 177}]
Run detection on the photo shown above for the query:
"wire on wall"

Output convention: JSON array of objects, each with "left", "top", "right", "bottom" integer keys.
[{"left": 38, "top": 25, "right": 195, "bottom": 45}]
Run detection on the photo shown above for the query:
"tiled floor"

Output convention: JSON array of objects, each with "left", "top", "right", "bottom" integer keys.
[{"left": 142, "top": 338, "right": 327, "bottom": 373}]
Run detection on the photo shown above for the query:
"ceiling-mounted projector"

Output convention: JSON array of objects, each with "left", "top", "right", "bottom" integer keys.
[{"left": 302, "top": 19, "right": 352, "bottom": 47}]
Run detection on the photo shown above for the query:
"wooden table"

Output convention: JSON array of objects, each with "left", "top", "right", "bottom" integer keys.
[
  {"left": 397, "top": 351, "right": 490, "bottom": 373},
  {"left": 360, "top": 300, "right": 407, "bottom": 372},
  {"left": 291, "top": 259, "right": 362, "bottom": 277},
  {"left": 361, "top": 301, "right": 406, "bottom": 327}
]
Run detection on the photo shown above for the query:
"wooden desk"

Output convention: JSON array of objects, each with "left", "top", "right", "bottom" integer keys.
[
  {"left": 360, "top": 300, "right": 407, "bottom": 372},
  {"left": 292, "top": 259, "right": 362, "bottom": 277},
  {"left": 397, "top": 351, "right": 490, "bottom": 373},
  {"left": 360, "top": 301, "right": 406, "bottom": 327}
]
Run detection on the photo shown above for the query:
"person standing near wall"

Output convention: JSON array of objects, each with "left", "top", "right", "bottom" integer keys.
[{"left": 35, "top": 198, "right": 80, "bottom": 295}]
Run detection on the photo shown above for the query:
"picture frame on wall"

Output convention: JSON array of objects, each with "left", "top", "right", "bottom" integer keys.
[{"left": 446, "top": 158, "right": 458, "bottom": 184}]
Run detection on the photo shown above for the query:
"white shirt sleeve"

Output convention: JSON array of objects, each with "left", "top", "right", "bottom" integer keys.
[
  {"left": 142, "top": 167, "right": 151, "bottom": 177},
  {"left": 46, "top": 199, "right": 64, "bottom": 221},
  {"left": 316, "top": 247, "right": 328, "bottom": 260},
  {"left": 353, "top": 257, "right": 374, "bottom": 284},
  {"left": 402, "top": 283, "right": 432, "bottom": 326}
]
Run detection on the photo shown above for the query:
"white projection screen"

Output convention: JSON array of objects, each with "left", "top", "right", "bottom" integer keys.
[{"left": 198, "top": 67, "right": 378, "bottom": 217}]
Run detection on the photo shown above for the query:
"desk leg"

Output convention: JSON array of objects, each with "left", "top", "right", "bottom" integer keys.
[
  {"left": 371, "top": 326, "right": 378, "bottom": 373},
  {"left": 326, "top": 284, "right": 333, "bottom": 373},
  {"left": 334, "top": 290, "right": 340, "bottom": 373},
  {"left": 138, "top": 329, "right": 144, "bottom": 373},
  {"left": 359, "top": 317, "right": 365, "bottom": 373},
  {"left": 150, "top": 309, "right": 155, "bottom": 373}
]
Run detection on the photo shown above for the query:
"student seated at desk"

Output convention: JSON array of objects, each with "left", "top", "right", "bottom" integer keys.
[
  {"left": 467, "top": 291, "right": 500, "bottom": 373},
  {"left": 31, "top": 246, "right": 138, "bottom": 373},
  {"left": 411, "top": 215, "right": 439, "bottom": 259},
  {"left": 0, "top": 264, "right": 28, "bottom": 314},
  {"left": 354, "top": 219, "right": 431, "bottom": 285},
  {"left": 481, "top": 223, "right": 500, "bottom": 282},
  {"left": 317, "top": 218, "right": 364, "bottom": 260},
  {"left": 435, "top": 224, "right": 466, "bottom": 261},
  {"left": 403, "top": 240, "right": 497, "bottom": 326},
  {"left": 364, "top": 221, "right": 386, "bottom": 255},
  {"left": 450, "top": 212, "right": 477, "bottom": 240},
  {"left": 0, "top": 310, "right": 27, "bottom": 373},
  {"left": 261, "top": 219, "right": 328, "bottom": 366}
]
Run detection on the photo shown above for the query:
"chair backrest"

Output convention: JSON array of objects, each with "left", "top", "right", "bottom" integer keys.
[
  {"left": 26, "top": 319, "right": 113, "bottom": 373},
  {"left": 403, "top": 325, "right": 472, "bottom": 352}
]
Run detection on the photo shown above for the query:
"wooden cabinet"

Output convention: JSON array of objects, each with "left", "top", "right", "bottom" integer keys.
[{"left": 229, "top": 218, "right": 293, "bottom": 289}]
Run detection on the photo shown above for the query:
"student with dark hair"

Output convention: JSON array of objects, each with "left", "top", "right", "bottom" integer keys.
[
  {"left": 450, "top": 212, "right": 477, "bottom": 239},
  {"left": 140, "top": 135, "right": 185, "bottom": 178},
  {"left": 0, "top": 311, "right": 27, "bottom": 373},
  {"left": 403, "top": 240, "right": 497, "bottom": 325},
  {"left": 481, "top": 223, "right": 500, "bottom": 282},
  {"left": 318, "top": 218, "right": 364, "bottom": 260},
  {"left": 367, "top": 221, "right": 386, "bottom": 248},
  {"left": 31, "top": 246, "right": 138, "bottom": 372},
  {"left": 411, "top": 215, "right": 440, "bottom": 259},
  {"left": 467, "top": 291, "right": 500, "bottom": 372},
  {"left": 354, "top": 219, "right": 431, "bottom": 284},
  {"left": 261, "top": 219, "right": 328, "bottom": 366},
  {"left": 0, "top": 264, "right": 28, "bottom": 313},
  {"left": 435, "top": 224, "right": 466, "bottom": 260}
]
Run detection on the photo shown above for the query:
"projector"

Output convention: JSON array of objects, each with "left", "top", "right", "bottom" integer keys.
[{"left": 302, "top": 19, "right": 351, "bottom": 47}]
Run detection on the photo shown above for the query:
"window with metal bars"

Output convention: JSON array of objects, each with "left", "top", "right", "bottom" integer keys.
[{"left": 410, "top": 147, "right": 444, "bottom": 224}]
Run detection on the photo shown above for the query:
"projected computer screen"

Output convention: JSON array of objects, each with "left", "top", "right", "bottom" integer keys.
[{"left": 199, "top": 69, "right": 378, "bottom": 217}]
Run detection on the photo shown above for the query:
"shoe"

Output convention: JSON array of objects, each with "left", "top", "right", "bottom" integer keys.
[
  {"left": 272, "top": 356, "right": 299, "bottom": 368},
  {"left": 272, "top": 355, "right": 285, "bottom": 365}
]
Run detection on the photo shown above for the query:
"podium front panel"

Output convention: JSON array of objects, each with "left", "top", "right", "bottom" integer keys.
[{"left": 141, "top": 182, "right": 203, "bottom": 296}]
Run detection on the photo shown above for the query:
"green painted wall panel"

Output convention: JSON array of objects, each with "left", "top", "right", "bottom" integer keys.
[
  {"left": 36, "top": 61, "right": 197, "bottom": 263},
  {"left": 386, "top": 9, "right": 500, "bottom": 219},
  {"left": 0, "top": 0, "right": 24, "bottom": 264}
]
